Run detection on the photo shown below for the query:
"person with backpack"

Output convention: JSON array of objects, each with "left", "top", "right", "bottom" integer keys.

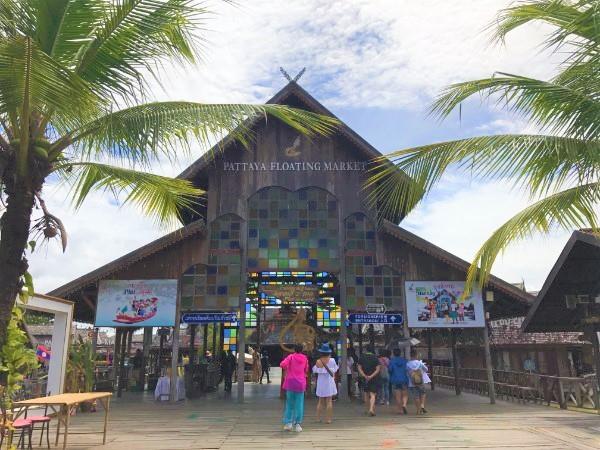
[
  {"left": 312, "top": 343, "right": 338, "bottom": 424},
  {"left": 407, "top": 348, "right": 431, "bottom": 415},
  {"left": 388, "top": 348, "right": 409, "bottom": 414},
  {"left": 280, "top": 344, "right": 309, "bottom": 432},
  {"left": 358, "top": 345, "right": 381, "bottom": 416}
]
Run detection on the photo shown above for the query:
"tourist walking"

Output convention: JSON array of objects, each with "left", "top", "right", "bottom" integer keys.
[
  {"left": 388, "top": 348, "right": 409, "bottom": 414},
  {"left": 347, "top": 347, "right": 357, "bottom": 397},
  {"left": 312, "top": 343, "right": 338, "bottom": 424},
  {"left": 222, "top": 350, "right": 236, "bottom": 392},
  {"left": 377, "top": 349, "right": 390, "bottom": 405},
  {"left": 280, "top": 344, "right": 309, "bottom": 432},
  {"left": 251, "top": 348, "right": 262, "bottom": 383},
  {"left": 260, "top": 350, "right": 271, "bottom": 383},
  {"left": 407, "top": 348, "right": 431, "bottom": 415},
  {"left": 358, "top": 345, "right": 381, "bottom": 416}
]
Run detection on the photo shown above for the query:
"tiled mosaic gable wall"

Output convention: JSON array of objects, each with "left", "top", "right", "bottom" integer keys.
[
  {"left": 247, "top": 187, "right": 339, "bottom": 272},
  {"left": 344, "top": 213, "right": 403, "bottom": 310},
  {"left": 181, "top": 214, "right": 242, "bottom": 311}
]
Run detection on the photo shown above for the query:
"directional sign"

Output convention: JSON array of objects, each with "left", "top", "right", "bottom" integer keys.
[
  {"left": 366, "top": 303, "right": 386, "bottom": 314},
  {"left": 347, "top": 313, "right": 403, "bottom": 325},
  {"left": 181, "top": 312, "right": 237, "bottom": 324}
]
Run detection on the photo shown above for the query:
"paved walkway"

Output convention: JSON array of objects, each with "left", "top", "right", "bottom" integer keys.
[{"left": 61, "top": 371, "right": 599, "bottom": 450}]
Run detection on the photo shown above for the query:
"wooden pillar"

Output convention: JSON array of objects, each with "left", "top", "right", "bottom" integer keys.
[
  {"left": 368, "top": 324, "right": 375, "bottom": 348},
  {"left": 112, "top": 329, "right": 122, "bottom": 392},
  {"left": 237, "top": 221, "right": 248, "bottom": 403},
  {"left": 202, "top": 324, "right": 208, "bottom": 357},
  {"left": 358, "top": 325, "right": 363, "bottom": 354},
  {"left": 589, "top": 327, "right": 600, "bottom": 414},
  {"left": 256, "top": 301, "right": 261, "bottom": 350},
  {"left": 141, "top": 327, "right": 152, "bottom": 390},
  {"left": 170, "top": 285, "right": 182, "bottom": 403},
  {"left": 189, "top": 325, "right": 197, "bottom": 365},
  {"left": 450, "top": 329, "right": 461, "bottom": 395},
  {"left": 157, "top": 330, "right": 166, "bottom": 374},
  {"left": 483, "top": 315, "right": 496, "bottom": 404},
  {"left": 219, "top": 323, "right": 225, "bottom": 354},
  {"left": 428, "top": 329, "right": 434, "bottom": 391},
  {"left": 212, "top": 323, "right": 218, "bottom": 353},
  {"left": 91, "top": 328, "right": 99, "bottom": 355},
  {"left": 117, "top": 329, "right": 127, "bottom": 398}
]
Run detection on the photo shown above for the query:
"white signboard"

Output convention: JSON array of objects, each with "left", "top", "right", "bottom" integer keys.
[
  {"left": 96, "top": 280, "right": 178, "bottom": 327},
  {"left": 405, "top": 281, "right": 484, "bottom": 328}
]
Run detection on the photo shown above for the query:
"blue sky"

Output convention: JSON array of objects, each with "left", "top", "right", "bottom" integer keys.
[{"left": 31, "top": 0, "right": 571, "bottom": 293}]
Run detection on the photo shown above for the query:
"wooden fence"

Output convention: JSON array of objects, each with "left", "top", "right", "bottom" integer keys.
[{"left": 433, "top": 366, "right": 599, "bottom": 411}]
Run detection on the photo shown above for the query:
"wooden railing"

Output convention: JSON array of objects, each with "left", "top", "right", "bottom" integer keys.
[{"left": 432, "top": 366, "right": 599, "bottom": 411}]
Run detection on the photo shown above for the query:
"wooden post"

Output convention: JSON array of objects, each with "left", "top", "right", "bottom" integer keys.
[
  {"left": 170, "top": 287, "right": 182, "bottom": 403},
  {"left": 111, "top": 329, "right": 121, "bottom": 392},
  {"left": 212, "top": 323, "right": 218, "bottom": 354},
  {"left": 589, "top": 327, "right": 600, "bottom": 413},
  {"left": 358, "top": 325, "right": 363, "bottom": 354},
  {"left": 189, "top": 325, "right": 197, "bottom": 365},
  {"left": 450, "top": 329, "right": 461, "bottom": 395},
  {"left": 256, "top": 301, "right": 262, "bottom": 350},
  {"left": 117, "top": 329, "right": 127, "bottom": 398},
  {"left": 237, "top": 222, "right": 248, "bottom": 403},
  {"left": 202, "top": 324, "right": 208, "bottom": 357},
  {"left": 483, "top": 314, "right": 496, "bottom": 404},
  {"left": 141, "top": 327, "right": 152, "bottom": 390},
  {"left": 368, "top": 324, "right": 375, "bottom": 348},
  {"left": 126, "top": 328, "right": 133, "bottom": 355},
  {"left": 428, "top": 329, "right": 435, "bottom": 391}
]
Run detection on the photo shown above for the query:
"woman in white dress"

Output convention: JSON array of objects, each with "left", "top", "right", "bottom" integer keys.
[{"left": 312, "top": 343, "right": 338, "bottom": 424}]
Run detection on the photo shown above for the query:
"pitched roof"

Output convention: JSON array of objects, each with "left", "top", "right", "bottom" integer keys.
[
  {"left": 47, "top": 219, "right": 205, "bottom": 298},
  {"left": 488, "top": 316, "right": 585, "bottom": 346},
  {"left": 522, "top": 230, "right": 600, "bottom": 332},
  {"left": 178, "top": 81, "right": 391, "bottom": 182},
  {"left": 381, "top": 220, "right": 535, "bottom": 307}
]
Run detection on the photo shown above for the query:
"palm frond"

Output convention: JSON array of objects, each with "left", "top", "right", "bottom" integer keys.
[
  {"left": 67, "top": 102, "right": 339, "bottom": 166},
  {"left": 76, "top": 0, "right": 206, "bottom": 100},
  {"left": 367, "top": 135, "right": 600, "bottom": 219},
  {"left": 430, "top": 74, "right": 600, "bottom": 140},
  {"left": 466, "top": 181, "right": 600, "bottom": 292},
  {"left": 55, "top": 161, "right": 203, "bottom": 227},
  {"left": 491, "top": 0, "right": 600, "bottom": 48},
  {"left": 0, "top": 0, "right": 36, "bottom": 38},
  {"left": 0, "top": 36, "right": 100, "bottom": 129}
]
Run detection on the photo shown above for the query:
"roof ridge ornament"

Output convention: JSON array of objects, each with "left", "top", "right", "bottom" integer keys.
[{"left": 280, "top": 67, "right": 306, "bottom": 83}]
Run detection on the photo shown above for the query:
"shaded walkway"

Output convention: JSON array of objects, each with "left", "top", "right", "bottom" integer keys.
[{"left": 64, "top": 375, "right": 599, "bottom": 450}]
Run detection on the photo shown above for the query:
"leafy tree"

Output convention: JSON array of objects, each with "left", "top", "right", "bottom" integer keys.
[
  {"left": 0, "top": 0, "right": 337, "bottom": 349},
  {"left": 370, "top": 0, "right": 600, "bottom": 291}
]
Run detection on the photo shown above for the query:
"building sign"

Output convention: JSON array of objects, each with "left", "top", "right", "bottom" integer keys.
[
  {"left": 181, "top": 312, "right": 237, "bottom": 324},
  {"left": 223, "top": 161, "right": 367, "bottom": 172},
  {"left": 95, "top": 280, "right": 177, "bottom": 327},
  {"left": 366, "top": 304, "right": 386, "bottom": 314},
  {"left": 347, "top": 313, "right": 403, "bottom": 324},
  {"left": 260, "top": 285, "right": 319, "bottom": 303},
  {"left": 405, "top": 281, "right": 484, "bottom": 328}
]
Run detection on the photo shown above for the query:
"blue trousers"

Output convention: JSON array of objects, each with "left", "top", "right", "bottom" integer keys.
[{"left": 282, "top": 390, "right": 304, "bottom": 425}]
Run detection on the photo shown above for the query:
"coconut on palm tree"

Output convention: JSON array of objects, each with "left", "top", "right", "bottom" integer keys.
[
  {"left": 0, "top": 0, "right": 337, "bottom": 349},
  {"left": 369, "top": 0, "right": 600, "bottom": 292}
]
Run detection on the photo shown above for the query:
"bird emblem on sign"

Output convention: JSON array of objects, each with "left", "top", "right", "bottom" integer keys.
[{"left": 284, "top": 135, "right": 301, "bottom": 157}]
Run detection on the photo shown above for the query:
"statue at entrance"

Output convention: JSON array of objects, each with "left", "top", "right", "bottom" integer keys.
[{"left": 279, "top": 308, "right": 316, "bottom": 353}]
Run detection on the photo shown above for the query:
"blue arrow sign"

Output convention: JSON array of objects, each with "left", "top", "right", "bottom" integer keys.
[
  {"left": 181, "top": 312, "right": 237, "bottom": 324},
  {"left": 347, "top": 313, "right": 403, "bottom": 325}
]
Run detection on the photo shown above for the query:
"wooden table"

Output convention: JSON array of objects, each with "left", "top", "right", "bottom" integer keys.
[{"left": 12, "top": 392, "right": 112, "bottom": 449}]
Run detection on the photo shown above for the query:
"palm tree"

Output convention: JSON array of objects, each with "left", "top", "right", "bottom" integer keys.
[
  {"left": 369, "top": 0, "right": 600, "bottom": 293},
  {"left": 0, "top": 0, "right": 337, "bottom": 349}
]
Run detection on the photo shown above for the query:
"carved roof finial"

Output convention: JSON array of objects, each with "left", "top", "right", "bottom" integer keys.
[{"left": 280, "top": 67, "right": 306, "bottom": 83}]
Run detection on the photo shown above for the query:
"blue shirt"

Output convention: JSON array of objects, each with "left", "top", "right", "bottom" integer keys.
[{"left": 388, "top": 356, "right": 409, "bottom": 385}]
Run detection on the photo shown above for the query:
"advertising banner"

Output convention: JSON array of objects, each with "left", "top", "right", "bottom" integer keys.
[
  {"left": 95, "top": 279, "right": 177, "bottom": 327},
  {"left": 405, "top": 281, "right": 484, "bottom": 328}
]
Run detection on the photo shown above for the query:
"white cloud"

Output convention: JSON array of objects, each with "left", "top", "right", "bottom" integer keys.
[{"left": 402, "top": 176, "right": 570, "bottom": 291}]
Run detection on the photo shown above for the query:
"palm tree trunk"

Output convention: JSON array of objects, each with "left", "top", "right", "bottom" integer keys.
[{"left": 0, "top": 180, "right": 35, "bottom": 349}]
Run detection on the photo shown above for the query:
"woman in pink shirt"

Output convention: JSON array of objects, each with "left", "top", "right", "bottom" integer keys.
[{"left": 280, "top": 344, "right": 308, "bottom": 432}]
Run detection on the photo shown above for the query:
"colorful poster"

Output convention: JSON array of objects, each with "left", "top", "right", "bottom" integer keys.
[
  {"left": 405, "top": 281, "right": 484, "bottom": 328},
  {"left": 95, "top": 280, "right": 178, "bottom": 327}
]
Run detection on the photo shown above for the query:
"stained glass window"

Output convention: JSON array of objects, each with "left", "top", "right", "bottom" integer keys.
[
  {"left": 316, "top": 305, "right": 341, "bottom": 327},
  {"left": 181, "top": 214, "right": 242, "bottom": 311},
  {"left": 344, "top": 213, "right": 403, "bottom": 310},
  {"left": 222, "top": 325, "right": 237, "bottom": 351},
  {"left": 247, "top": 187, "right": 339, "bottom": 271}
]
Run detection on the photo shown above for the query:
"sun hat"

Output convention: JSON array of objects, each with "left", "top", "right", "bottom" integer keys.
[{"left": 317, "top": 343, "right": 332, "bottom": 355}]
